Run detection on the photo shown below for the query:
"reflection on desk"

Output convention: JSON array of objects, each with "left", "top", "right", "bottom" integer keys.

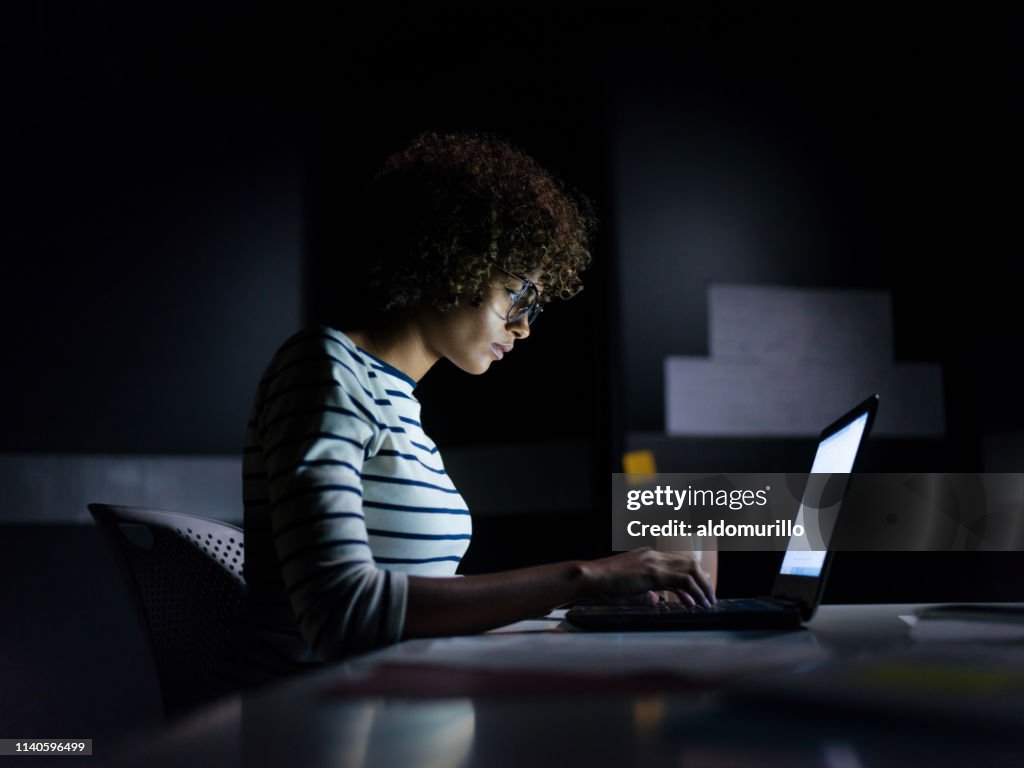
[
  {"left": 108, "top": 605, "right": 1024, "bottom": 768},
  {"left": 347, "top": 628, "right": 826, "bottom": 688}
]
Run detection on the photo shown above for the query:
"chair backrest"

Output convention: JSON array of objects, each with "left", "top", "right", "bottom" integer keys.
[{"left": 88, "top": 503, "right": 247, "bottom": 719}]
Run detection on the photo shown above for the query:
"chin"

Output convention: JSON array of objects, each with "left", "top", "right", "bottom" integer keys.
[{"left": 450, "top": 356, "right": 491, "bottom": 376}]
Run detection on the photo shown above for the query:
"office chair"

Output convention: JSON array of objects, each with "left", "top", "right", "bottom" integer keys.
[{"left": 88, "top": 503, "right": 248, "bottom": 719}]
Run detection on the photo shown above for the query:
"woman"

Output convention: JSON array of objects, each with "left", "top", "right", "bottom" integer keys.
[{"left": 237, "top": 132, "right": 715, "bottom": 675}]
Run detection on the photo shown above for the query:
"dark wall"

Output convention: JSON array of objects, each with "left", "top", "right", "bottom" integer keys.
[
  {"left": 610, "top": 7, "right": 1023, "bottom": 457},
  {"left": 19, "top": 6, "right": 1021, "bottom": 454},
  {"left": 607, "top": 7, "right": 1022, "bottom": 598},
  {"left": 3, "top": 4, "right": 305, "bottom": 454},
  {"left": 3, "top": 4, "right": 1022, "bottom": 575},
  {"left": 2, "top": 4, "right": 617, "bottom": 462}
]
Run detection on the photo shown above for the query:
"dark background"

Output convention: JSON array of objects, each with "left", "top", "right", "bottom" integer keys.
[{"left": 2, "top": 1, "right": 1022, "bottom": 744}]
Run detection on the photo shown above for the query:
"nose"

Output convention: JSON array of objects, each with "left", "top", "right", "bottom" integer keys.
[{"left": 508, "top": 314, "right": 531, "bottom": 339}]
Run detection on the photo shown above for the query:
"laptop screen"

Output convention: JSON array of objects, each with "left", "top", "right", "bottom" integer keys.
[{"left": 778, "top": 411, "right": 870, "bottom": 577}]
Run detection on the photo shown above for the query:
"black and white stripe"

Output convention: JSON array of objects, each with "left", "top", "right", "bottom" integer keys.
[{"left": 239, "top": 327, "right": 471, "bottom": 661}]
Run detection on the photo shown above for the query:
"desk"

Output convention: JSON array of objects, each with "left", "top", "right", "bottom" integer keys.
[{"left": 110, "top": 605, "right": 1024, "bottom": 768}]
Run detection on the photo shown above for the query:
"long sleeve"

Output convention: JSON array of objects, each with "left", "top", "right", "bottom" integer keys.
[{"left": 253, "top": 336, "right": 408, "bottom": 660}]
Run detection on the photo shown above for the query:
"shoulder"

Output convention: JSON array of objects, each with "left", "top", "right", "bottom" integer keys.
[
  {"left": 269, "top": 326, "right": 355, "bottom": 365},
  {"left": 256, "top": 326, "right": 386, "bottom": 408},
  {"left": 267, "top": 326, "right": 367, "bottom": 379}
]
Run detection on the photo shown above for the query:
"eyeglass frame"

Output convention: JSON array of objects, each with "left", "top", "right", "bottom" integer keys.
[{"left": 493, "top": 265, "right": 544, "bottom": 325}]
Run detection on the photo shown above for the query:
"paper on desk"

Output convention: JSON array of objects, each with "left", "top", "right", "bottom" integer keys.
[
  {"left": 484, "top": 608, "right": 571, "bottom": 634},
  {"left": 907, "top": 604, "right": 1024, "bottom": 642},
  {"left": 486, "top": 619, "right": 565, "bottom": 634},
  {"left": 910, "top": 619, "right": 1024, "bottom": 643}
]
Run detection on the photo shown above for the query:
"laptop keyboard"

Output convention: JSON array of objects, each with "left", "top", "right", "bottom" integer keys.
[{"left": 656, "top": 598, "right": 785, "bottom": 614}]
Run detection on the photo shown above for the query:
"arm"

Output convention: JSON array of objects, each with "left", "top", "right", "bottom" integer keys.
[
  {"left": 403, "top": 547, "right": 715, "bottom": 638},
  {"left": 258, "top": 333, "right": 714, "bottom": 650},
  {"left": 258, "top": 336, "right": 405, "bottom": 660}
]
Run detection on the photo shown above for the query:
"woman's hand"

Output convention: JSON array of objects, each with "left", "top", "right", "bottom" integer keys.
[{"left": 579, "top": 547, "right": 716, "bottom": 608}]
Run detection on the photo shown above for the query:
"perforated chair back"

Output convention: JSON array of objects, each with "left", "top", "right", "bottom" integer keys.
[{"left": 88, "top": 503, "right": 247, "bottom": 719}]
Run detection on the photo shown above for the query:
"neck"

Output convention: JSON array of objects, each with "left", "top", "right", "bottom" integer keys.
[{"left": 344, "top": 313, "right": 438, "bottom": 383}]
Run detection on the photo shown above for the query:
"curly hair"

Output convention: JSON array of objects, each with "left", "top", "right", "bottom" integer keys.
[{"left": 365, "top": 131, "right": 596, "bottom": 314}]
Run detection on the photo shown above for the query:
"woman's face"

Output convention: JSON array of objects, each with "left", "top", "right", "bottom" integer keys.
[{"left": 422, "top": 268, "right": 543, "bottom": 375}]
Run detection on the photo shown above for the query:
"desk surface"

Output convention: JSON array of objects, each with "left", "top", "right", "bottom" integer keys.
[{"left": 110, "top": 604, "right": 1024, "bottom": 768}]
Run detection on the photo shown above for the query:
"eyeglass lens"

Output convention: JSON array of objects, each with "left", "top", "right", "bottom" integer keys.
[{"left": 508, "top": 283, "right": 541, "bottom": 325}]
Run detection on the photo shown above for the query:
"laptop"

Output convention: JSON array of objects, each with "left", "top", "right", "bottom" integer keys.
[{"left": 566, "top": 394, "right": 879, "bottom": 631}]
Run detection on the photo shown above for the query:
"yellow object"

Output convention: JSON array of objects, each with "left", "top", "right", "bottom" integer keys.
[
  {"left": 622, "top": 450, "right": 657, "bottom": 487},
  {"left": 632, "top": 696, "right": 666, "bottom": 740},
  {"left": 858, "top": 663, "right": 1024, "bottom": 694},
  {"left": 623, "top": 450, "right": 657, "bottom": 475}
]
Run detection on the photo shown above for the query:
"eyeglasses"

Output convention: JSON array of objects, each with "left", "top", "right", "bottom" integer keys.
[{"left": 494, "top": 266, "right": 544, "bottom": 325}]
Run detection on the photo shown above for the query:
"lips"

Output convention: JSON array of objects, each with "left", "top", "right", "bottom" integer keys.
[{"left": 491, "top": 342, "right": 513, "bottom": 360}]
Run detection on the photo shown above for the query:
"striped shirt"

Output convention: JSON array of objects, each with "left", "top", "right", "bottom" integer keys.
[{"left": 237, "top": 327, "right": 471, "bottom": 667}]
